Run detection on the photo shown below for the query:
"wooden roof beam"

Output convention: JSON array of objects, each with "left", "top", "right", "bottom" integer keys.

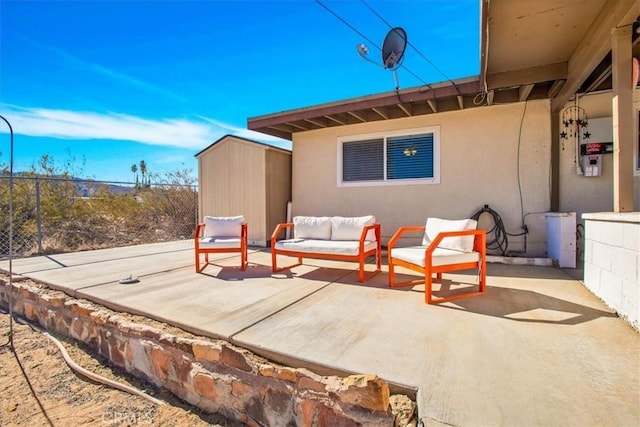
[
  {"left": 487, "top": 62, "right": 567, "bottom": 90},
  {"left": 551, "top": 0, "right": 638, "bottom": 111},
  {"left": 304, "top": 118, "right": 328, "bottom": 128},
  {"left": 265, "top": 126, "right": 292, "bottom": 140},
  {"left": 347, "top": 111, "right": 367, "bottom": 122},
  {"left": 584, "top": 64, "right": 612, "bottom": 93},
  {"left": 519, "top": 84, "right": 534, "bottom": 102},
  {"left": 371, "top": 107, "right": 388, "bottom": 119},
  {"left": 266, "top": 124, "right": 294, "bottom": 133},
  {"left": 397, "top": 103, "right": 412, "bottom": 117},
  {"left": 325, "top": 115, "right": 346, "bottom": 125},
  {"left": 426, "top": 99, "right": 437, "bottom": 113},
  {"left": 286, "top": 121, "right": 311, "bottom": 131},
  {"left": 547, "top": 80, "right": 565, "bottom": 98}
]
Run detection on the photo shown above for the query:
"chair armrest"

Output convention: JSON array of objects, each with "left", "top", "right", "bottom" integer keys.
[
  {"left": 271, "top": 223, "right": 294, "bottom": 245},
  {"left": 425, "top": 229, "right": 486, "bottom": 257},
  {"left": 359, "top": 223, "right": 381, "bottom": 244},
  {"left": 388, "top": 226, "right": 425, "bottom": 250},
  {"left": 195, "top": 223, "right": 206, "bottom": 239}
]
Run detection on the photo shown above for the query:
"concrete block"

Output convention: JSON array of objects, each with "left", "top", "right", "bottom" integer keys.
[
  {"left": 585, "top": 220, "right": 602, "bottom": 243},
  {"left": 583, "top": 239, "right": 593, "bottom": 264},
  {"left": 621, "top": 279, "right": 640, "bottom": 329},
  {"left": 622, "top": 223, "right": 640, "bottom": 252},
  {"left": 600, "top": 270, "right": 623, "bottom": 313},
  {"left": 602, "top": 221, "right": 624, "bottom": 247},
  {"left": 611, "top": 247, "right": 639, "bottom": 283},
  {"left": 592, "top": 241, "right": 612, "bottom": 271}
]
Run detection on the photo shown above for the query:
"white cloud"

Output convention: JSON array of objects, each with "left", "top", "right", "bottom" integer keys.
[
  {"left": 46, "top": 45, "right": 188, "bottom": 103},
  {"left": 0, "top": 104, "right": 290, "bottom": 151}
]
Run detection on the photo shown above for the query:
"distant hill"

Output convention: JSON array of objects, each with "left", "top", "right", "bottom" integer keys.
[{"left": 1, "top": 172, "right": 135, "bottom": 197}]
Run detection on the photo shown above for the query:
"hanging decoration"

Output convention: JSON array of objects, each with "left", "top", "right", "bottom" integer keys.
[{"left": 560, "top": 96, "right": 589, "bottom": 175}]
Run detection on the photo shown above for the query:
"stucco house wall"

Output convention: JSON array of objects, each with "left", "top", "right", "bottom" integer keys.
[
  {"left": 558, "top": 91, "right": 640, "bottom": 261},
  {"left": 290, "top": 99, "right": 552, "bottom": 257}
]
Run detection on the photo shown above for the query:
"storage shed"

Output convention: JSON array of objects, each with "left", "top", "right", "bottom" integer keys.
[{"left": 195, "top": 135, "right": 292, "bottom": 247}]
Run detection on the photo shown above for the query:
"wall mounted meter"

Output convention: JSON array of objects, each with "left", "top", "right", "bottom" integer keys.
[
  {"left": 582, "top": 154, "right": 602, "bottom": 177},
  {"left": 580, "top": 141, "right": 612, "bottom": 178}
]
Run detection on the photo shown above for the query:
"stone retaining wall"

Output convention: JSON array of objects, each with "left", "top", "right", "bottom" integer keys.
[{"left": 0, "top": 278, "right": 416, "bottom": 426}]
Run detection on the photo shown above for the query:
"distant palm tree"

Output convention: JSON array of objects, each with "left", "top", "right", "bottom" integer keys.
[
  {"left": 140, "top": 160, "right": 146, "bottom": 182},
  {"left": 131, "top": 164, "right": 138, "bottom": 183}
]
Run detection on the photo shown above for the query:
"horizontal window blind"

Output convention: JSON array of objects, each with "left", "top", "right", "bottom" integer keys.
[
  {"left": 342, "top": 138, "right": 384, "bottom": 182},
  {"left": 387, "top": 134, "right": 434, "bottom": 179}
]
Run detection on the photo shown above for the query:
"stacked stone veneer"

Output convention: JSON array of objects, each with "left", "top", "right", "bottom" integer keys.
[
  {"left": 583, "top": 212, "right": 640, "bottom": 331},
  {"left": 0, "top": 280, "right": 416, "bottom": 426}
]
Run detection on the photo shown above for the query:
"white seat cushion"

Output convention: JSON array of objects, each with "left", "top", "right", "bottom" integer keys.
[
  {"left": 203, "top": 216, "right": 244, "bottom": 238},
  {"left": 293, "top": 216, "right": 332, "bottom": 240},
  {"left": 391, "top": 246, "right": 480, "bottom": 267},
  {"left": 274, "top": 239, "right": 377, "bottom": 256},
  {"left": 330, "top": 215, "right": 376, "bottom": 241},
  {"left": 423, "top": 218, "right": 477, "bottom": 253},
  {"left": 198, "top": 237, "right": 242, "bottom": 249}
]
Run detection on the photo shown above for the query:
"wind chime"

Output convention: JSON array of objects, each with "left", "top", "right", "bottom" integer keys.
[{"left": 560, "top": 95, "right": 590, "bottom": 175}]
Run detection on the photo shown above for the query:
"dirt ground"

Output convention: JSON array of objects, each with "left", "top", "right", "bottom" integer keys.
[{"left": 0, "top": 312, "right": 243, "bottom": 426}]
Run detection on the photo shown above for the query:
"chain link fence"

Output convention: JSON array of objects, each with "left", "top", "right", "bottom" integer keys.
[{"left": 0, "top": 176, "right": 198, "bottom": 259}]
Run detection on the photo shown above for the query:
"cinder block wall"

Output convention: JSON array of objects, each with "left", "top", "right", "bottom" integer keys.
[
  {"left": 583, "top": 213, "right": 640, "bottom": 331},
  {"left": 1, "top": 280, "right": 416, "bottom": 426}
]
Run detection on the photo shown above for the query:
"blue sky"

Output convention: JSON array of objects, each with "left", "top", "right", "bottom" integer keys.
[{"left": 0, "top": 0, "right": 479, "bottom": 183}]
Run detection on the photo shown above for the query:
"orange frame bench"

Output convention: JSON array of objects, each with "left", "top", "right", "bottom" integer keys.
[{"left": 271, "top": 219, "right": 381, "bottom": 283}]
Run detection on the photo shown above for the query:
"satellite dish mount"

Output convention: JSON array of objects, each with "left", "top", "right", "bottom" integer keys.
[{"left": 382, "top": 27, "right": 407, "bottom": 90}]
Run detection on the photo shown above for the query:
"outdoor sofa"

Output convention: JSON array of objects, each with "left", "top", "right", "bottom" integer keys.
[{"left": 271, "top": 215, "right": 381, "bottom": 282}]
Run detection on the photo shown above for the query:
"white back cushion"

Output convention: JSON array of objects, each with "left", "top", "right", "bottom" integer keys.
[
  {"left": 203, "top": 216, "right": 244, "bottom": 237},
  {"left": 293, "top": 216, "right": 332, "bottom": 240},
  {"left": 422, "top": 217, "right": 477, "bottom": 253},
  {"left": 330, "top": 215, "right": 376, "bottom": 241}
]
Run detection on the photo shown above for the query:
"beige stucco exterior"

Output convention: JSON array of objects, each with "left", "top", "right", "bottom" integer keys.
[
  {"left": 197, "top": 136, "right": 291, "bottom": 246},
  {"left": 559, "top": 91, "right": 640, "bottom": 216},
  {"left": 291, "top": 99, "right": 552, "bottom": 256},
  {"left": 556, "top": 90, "right": 640, "bottom": 261}
]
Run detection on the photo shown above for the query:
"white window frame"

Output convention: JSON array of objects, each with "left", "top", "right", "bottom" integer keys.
[{"left": 336, "top": 126, "right": 440, "bottom": 187}]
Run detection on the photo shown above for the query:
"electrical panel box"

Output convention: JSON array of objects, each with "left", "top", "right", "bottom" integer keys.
[
  {"left": 545, "top": 212, "right": 577, "bottom": 268},
  {"left": 582, "top": 154, "right": 602, "bottom": 177}
]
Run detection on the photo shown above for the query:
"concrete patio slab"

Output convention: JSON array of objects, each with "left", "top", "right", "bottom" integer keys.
[{"left": 1, "top": 242, "right": 638, "bottom": 426}]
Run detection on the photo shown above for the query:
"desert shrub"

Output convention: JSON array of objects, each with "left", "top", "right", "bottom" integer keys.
[{"left": 0, "top": 156, "right": 198, "bottom": 257}]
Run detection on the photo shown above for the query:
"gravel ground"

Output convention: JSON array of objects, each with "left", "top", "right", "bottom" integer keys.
[{"left": 0, "top": 312, "right": 243, "bottom": 426}]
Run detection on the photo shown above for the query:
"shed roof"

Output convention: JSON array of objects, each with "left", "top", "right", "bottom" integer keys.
[
  {"left": 194, "top": 134, "right": 292, "bottom": 158},
  {"left": 247, "top": 0, "right": 639, "bottom": 141}
]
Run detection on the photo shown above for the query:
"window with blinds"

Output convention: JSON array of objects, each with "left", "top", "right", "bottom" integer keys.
[{"left": 339, "top": 128, "right": 439, "bottom": 186}]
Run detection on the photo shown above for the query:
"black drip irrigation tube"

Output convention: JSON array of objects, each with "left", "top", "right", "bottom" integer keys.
[{"left": 471, "top": 205, "right": 528, "bottom": 256}]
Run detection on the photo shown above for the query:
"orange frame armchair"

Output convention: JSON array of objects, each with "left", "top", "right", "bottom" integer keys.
[
  {"left": 388, "top": 226, "right": 486, "bottom": 304},
  {"left": 195, "top": 216, "right": 248, "bottom": 273}
]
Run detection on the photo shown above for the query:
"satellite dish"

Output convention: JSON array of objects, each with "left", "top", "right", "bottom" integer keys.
[{"left": 381, "top": 27, "right": 407, "bottom": 70}]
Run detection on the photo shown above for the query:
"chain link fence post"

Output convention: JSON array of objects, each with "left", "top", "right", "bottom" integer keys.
[{"left": 36, "top": 178, "right": 42, "bottom": 254}]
